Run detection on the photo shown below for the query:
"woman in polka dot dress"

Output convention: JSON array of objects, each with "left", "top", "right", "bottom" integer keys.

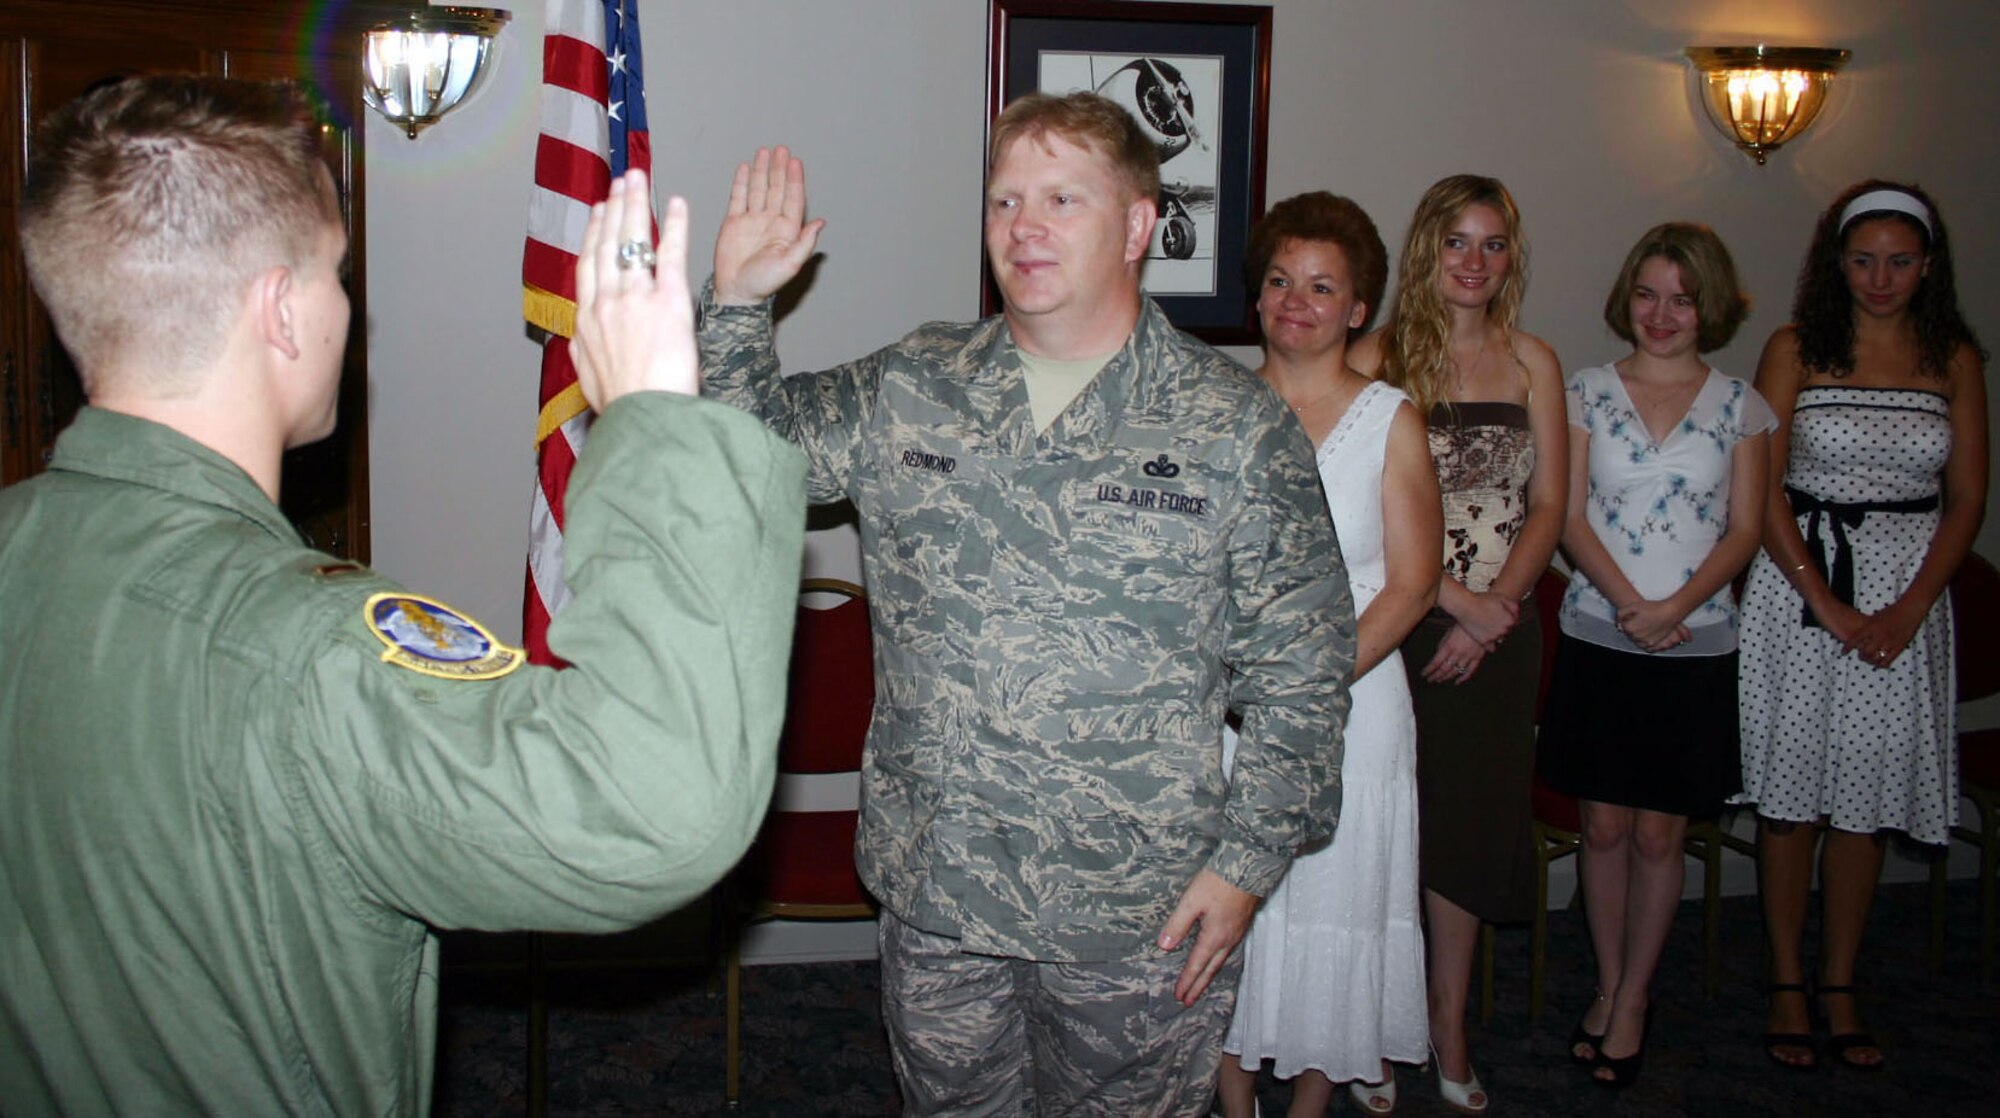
[{"left": 1738, "top": 180, "right": 1988, "bottom": 1070}]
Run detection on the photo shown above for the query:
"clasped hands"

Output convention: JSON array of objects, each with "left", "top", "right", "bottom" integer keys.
[
  {"left": 1421, "top": 589, "right": 1517, "bottom": 684},
  {"left": 1613, "top": 598, "right": 1693, "bottom": 652},
  {"left": 1814, "top": 595, "right": 1922, "bottom": 670}
]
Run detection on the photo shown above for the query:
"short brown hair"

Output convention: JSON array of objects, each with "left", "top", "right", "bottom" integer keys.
[
  {"left": 1244, "top": 192, "right": 1388, "bottom": 335},
  {"left": 987, "top": 91, "right": 1160, "bottom": 205},
  {"left": 20, "top": 75, "right": 337, "bottom": 393},
  {"left": 1602, "top": 222, "right": 1750, "bottom": 353}
]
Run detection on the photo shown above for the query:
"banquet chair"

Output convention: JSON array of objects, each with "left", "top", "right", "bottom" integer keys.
[
  {"left": 1526, "top": 567, "right": 1580, "bottom": 1023},
  {"left": 1480, "top": 567, "right": 1575, "bottom": 1023},
  {"left": 1680, "top": 569, "right": 1761, "bottom": 996},
  {"left": 1682, "top": 811, "right": 1758, "bottom": 995},
  {"left": 1527, "top": 773, "right": 1583, "bottom": 1022},
  {"left": 724, "top": 578, "right": 878, "bottom": 1108},
  {"left": 1932, "top": 551, "right": 2000, "bottom": 977}
]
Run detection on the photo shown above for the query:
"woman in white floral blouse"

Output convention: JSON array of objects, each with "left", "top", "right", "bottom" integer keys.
[{"left": 1538, "top": 223, "right": 1772, "bottom": 1089}]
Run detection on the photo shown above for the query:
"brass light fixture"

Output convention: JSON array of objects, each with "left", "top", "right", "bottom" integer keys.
[
  {"left": 1686, "top": 46, "right": 1851, "bottom": 165},
  {"left": 362, "top": 6, "right": 512, "bottom": 140}
]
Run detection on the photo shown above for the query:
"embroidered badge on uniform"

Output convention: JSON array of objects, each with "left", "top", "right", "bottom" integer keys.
[{"left": 362, "top": 593, "right": 525, "bottom": 680}]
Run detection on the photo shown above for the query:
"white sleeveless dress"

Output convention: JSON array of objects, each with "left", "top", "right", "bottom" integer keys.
[
  {"left": 1223, "top": 381, "right": 1430, "bottom": 1081},
  {"left": 1737, "top": 384, "right": 1957, "bottom": 841}
]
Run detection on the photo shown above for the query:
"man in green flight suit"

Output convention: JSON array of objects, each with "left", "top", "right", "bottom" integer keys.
[{"left": 0, "top": 76, "right": 804, "bottom": 1115}]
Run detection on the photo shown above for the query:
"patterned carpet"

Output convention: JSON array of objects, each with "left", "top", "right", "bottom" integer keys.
[{"left": 432, "top": 880, "right": 1997, "bottom": 1116}]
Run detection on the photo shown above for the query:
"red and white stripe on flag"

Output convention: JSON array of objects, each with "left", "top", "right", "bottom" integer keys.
[{"left": 523, "top": 0, "right": 650, "bottom": 667}]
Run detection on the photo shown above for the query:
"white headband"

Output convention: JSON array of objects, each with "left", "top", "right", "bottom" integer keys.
[{"left": 1838, "top": 189, "right": 1933, "bottom": 239}]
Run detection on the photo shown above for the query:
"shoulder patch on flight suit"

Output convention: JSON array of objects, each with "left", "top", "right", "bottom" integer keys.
[{"left": 362, "top": 593, "right": 525, "bottom": 680}]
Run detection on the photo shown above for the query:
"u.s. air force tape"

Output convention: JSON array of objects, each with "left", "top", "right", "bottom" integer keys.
[{"left": 363, "top": 593, "right": 525, "bottom": 680}]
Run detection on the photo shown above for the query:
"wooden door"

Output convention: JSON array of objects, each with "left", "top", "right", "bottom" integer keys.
[{"left": 0, "top": 1, "right": 389, "bottom": 559}]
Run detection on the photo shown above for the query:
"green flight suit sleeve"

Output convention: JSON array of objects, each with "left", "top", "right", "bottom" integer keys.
[
  {"left": 1211, "top": 416, "right": 1355, "bottom": 896},
  {"left": 286, "top": 392, "right": 808, "bottom": 931},
  {"left": 696, "top": 280, "right": 886, "bottom": 506}
]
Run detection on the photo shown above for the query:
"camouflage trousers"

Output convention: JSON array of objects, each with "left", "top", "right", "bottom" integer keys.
[{"left": 878, "top": 911, "right": 1241, "bottom": 1117}]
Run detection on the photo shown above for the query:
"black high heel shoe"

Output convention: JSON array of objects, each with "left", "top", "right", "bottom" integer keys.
[
  {"left": 1593, "top": 1006, "right": 1650, "bottom": 1090},
  {"left": 1568, "top": 990, "right": 1607, "bottom": 1065}
]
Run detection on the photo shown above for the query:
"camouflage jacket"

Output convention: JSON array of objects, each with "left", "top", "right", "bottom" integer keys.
[{"left": 701, "top": 291, "right": 1354, "bottom": 961}]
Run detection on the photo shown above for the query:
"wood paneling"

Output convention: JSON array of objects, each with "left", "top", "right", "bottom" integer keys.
[{"left": 0, "top": 1, "right": 396, "bottom": 559}]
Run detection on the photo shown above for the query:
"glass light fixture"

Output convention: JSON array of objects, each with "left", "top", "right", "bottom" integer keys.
[
  {"left": 1686, "top": 46, "right": 1851, "bottom": 165},
  {"left": 362, "top": 6, "right": 511, "bottom": 140}
]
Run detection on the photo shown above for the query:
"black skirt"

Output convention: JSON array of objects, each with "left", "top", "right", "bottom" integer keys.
[{"left": 1536, "top": 632, "right": 1741, "bottom": 818}]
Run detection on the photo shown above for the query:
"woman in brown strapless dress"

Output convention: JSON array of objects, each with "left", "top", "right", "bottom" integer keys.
[{"left": 1350, "top": 174, "right": 1568, "bottom": 1115}]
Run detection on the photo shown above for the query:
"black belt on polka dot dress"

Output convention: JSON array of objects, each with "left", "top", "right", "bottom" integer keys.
[{"left": 1786, "top": 484, "right": 1940, "bottom": 629}]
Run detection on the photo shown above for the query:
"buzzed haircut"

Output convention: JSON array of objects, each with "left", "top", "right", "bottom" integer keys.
[
  {"left": 988, "top": 91, "right": 1161, "bottom": 206},
  {"left": 20, "top": 75, "right": 337, "bottom": 394}
]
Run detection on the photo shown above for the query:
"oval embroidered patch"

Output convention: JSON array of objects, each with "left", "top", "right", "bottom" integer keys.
[{"left": 363, "top": 593, "right": 525, "bottom": 680}]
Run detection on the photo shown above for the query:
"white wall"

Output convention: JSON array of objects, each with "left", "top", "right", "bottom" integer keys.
[
  {"left": 362, "top": 2, "right": 2000, "bottom": 953},
  {"left": 364, "top": 0, "right": 990, "bottom": 626},
  {"left": 365, "top": 0, "right": 1999, "bottom": 635}
]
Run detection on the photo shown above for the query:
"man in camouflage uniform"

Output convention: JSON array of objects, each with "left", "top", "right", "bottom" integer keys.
[{"left": 701, "top": 91, "right": 1354, "bottom": 1115}]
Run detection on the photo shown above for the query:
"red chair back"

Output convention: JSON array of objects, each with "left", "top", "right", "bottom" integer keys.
[
  {"left": 777, "top": 580, "right": 874, "bottom": 774},
  {"left": 1533, "top": 567, "right": 1567, "bottom": 724},
  {"left": 743, "top": 578, "right": 875, "bottom": 911},
  {"left": 1532, "top": 772, "right": 1584, "bottom": 833},
  {"left": 1951, "top": 552, "right": 2000, "bottom": 703}
]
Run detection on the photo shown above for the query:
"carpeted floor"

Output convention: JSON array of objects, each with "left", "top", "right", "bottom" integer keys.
[{"left": 433, "top": 880, "right": 1998, "bottom": 1116}]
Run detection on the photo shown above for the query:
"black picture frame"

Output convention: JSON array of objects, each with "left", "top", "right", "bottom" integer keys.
[{"left": 986, "top": 0, "right": 1272, "bottom": 345}]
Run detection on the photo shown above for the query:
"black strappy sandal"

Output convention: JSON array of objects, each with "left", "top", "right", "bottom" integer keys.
[
  {"left": 1762, "top": 982, "right": 1817, "bottom": 1069},
  {"left": 1815, "top": 985, "right": 1883, "bottom": 1070}
]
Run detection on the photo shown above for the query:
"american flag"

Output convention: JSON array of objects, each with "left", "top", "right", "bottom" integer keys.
[{"left": 522, "top": 0, "right": 651, "bottom": 667}]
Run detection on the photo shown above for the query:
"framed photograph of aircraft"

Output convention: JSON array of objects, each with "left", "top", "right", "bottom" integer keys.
[{"left": 986, "top": 0, "right": 1272, "bottom": 344}]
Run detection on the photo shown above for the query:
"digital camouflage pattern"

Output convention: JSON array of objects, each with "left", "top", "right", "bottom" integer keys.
[
  {"left": 878, "top": 911, "right": 1240, "bottom": 1115},
  {"left": 701, "top": 291, "right": 1355, "bottom": 961}
]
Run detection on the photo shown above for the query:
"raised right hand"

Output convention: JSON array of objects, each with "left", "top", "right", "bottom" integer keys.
[
  {"left": 712, "top": 146, "right": 825, "bottom": 305},
  {"left": 572, "top": 169, "right": 698, "bottom": 407}
]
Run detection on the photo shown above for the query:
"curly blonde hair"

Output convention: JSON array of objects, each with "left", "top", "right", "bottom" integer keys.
[{"left": 1379, "top": 174, "right": 1529, "bottom": 414}]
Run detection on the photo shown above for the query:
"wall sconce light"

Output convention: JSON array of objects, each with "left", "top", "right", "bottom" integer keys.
[
  {"left": 1686, "top": 46, "right": 1851, "bottom": 165},
  {"left": 362, "top": 6, "right": 512, "bottom": 140}
]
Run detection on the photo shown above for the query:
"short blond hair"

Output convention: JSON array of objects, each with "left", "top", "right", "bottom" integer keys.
[
  {"left": 988, "top": 91, "right": 1160, "bottom": 205},
  {"left": 20, "top": 75, "right": 336, "bottom": 394}
]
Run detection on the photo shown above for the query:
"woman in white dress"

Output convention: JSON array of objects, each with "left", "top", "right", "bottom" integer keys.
[
  {"left": 1217, "top": 193, "right": 1441, "bottom": 1117},
  {"left": 1538, "top": 223, "right": 1769, "bottom": 1088},
  {"left": 1738, "top": 180, "right": 1988, "bottom": 1070}
]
